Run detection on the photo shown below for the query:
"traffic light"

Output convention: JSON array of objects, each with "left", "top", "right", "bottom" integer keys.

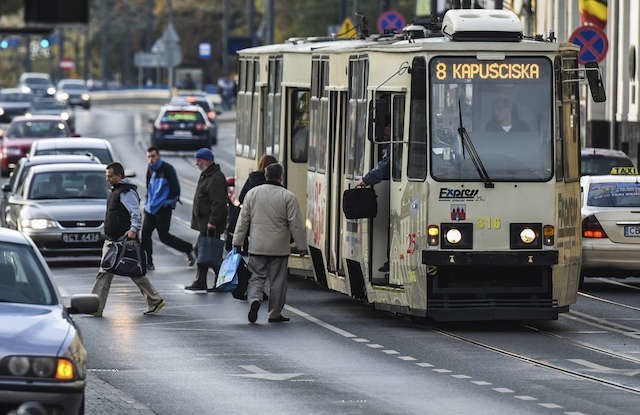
[
  {"left": 39, "top": 38, "right": 49, "bottom": 48},
  {"left": 0, "top": 40, "right": 8, "bottom": 49}
]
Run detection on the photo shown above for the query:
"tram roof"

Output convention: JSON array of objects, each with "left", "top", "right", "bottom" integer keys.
[
  {"left": 238, "top": 38, "right": 376, "bottom": 55},
  {"left": 364, "top": 37, "right": 576, "bottom": 54}
]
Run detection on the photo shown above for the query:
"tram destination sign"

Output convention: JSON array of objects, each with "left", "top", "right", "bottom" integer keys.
[{"left": 431, "top": 57, "right": 547, "bottom": 82}]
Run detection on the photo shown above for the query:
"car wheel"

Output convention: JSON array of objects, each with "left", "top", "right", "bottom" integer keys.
[{"left": 77, "top": 392, "right": 85, "bottom": 415}]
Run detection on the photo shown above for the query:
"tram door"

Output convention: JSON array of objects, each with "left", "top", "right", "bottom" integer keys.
[
  {"left": 327, "top": 90, "right": 348, "bottom": 274},
  {"left": 370, "top": 92, "right": 405, "bottom": 286}
]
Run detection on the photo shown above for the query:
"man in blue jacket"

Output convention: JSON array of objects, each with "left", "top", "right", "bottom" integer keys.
[{"left": 142, "top": 146, "right": 195, "bottom": 270}]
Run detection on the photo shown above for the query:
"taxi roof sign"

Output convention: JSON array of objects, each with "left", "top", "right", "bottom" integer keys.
[{"left": 610, "top": 166, "right": 639, "bottom": 175}]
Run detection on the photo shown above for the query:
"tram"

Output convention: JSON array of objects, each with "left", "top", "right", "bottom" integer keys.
[{"left": 236, "top": 8, "right": 605, "bottom": 321}]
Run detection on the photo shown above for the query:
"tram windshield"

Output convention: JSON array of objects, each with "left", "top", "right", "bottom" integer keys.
[{"left": 430, "top": 56, "right": 553, "bottom": 181}]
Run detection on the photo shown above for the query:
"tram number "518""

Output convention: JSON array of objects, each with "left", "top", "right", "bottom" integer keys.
[{"left": 476, "top": 217, "right": 501, "bottom": 230}]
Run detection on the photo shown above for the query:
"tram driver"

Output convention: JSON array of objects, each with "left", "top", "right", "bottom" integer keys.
[{"left": 485, "top": 97, "right": 529, "bottom": 133}]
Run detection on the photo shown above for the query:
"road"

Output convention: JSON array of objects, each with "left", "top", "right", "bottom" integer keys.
[{"left": 8, "top": 105, "right": 640, "bottom": 414}]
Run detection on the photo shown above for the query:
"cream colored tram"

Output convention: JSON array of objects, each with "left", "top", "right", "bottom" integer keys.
[{"left": 306, "top": 9, "right": 605, "bottom": 321}]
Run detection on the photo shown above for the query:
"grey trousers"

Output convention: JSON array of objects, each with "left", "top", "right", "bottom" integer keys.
[
  {"left": 247, "top": 255, "right": 288, "bottom": 319},
  {"left": 92, "top": 240, "right": 163, "bottom": 313}
]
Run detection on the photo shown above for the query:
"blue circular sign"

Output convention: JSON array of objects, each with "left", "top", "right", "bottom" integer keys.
[
  {"left": 377, "top": 10, "right": 405, "bottom": 34},
  {"left": 569, "top": 25, "right": 608, "bottom": 64}
]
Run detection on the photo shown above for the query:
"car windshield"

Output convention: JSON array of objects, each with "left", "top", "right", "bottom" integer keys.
[
  {"left": 31, "top": 100, "right": 66, "bottom": 110},
  {"left": 35, "top": 148, "right": 113, "bottom": 164},
  {"left": 28, "top": 171, "right": 108, "bottom": 199},
  {"left": 0, "top": 92, "right": 31, "bottom": 102},
  {"left": 587, "top": 182, "right": 640, "bottom": 207},
  {"left": 25, "top": 78, "right": 52, "bottom": 86},
  {"left": 61, "top": 83, "right": 86, "bottom": 90},
  {"left": 430, "top": 56, "right": 553, "bottom": 182},
  {"left": 581, "top": 156, "right": 634, "bottom": 175},
  {"left": 6, "top": 120, "right": 70, "bottom": 138},
  {"left": 0, "top": 242, "right": 55, "bottom": 305}
]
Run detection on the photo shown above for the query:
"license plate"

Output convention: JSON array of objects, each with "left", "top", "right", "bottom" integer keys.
[
  {"left": 62, "top": 232, "right": 101, "bottom": 243},
  {"left": 624, "top": 225, "right": 640, "bottom": 237},
  {"left": 173, "top": 130, "right": 192, "bottom": 137}
]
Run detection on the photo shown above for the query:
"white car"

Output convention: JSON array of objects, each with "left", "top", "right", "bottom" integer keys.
[
  {"left": 581, "top": 171, "right": 640, "bottom": 282},
  {"left": 29, "top": 137, "right": 115, "bottom": 165}
]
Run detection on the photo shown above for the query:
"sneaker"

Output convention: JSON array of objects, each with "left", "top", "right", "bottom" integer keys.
[
  {"left": 184, "top": 282, "right": 207, "bottom": 291},
  {"left": 187, "top": 249, "right": 196, "bottom": 266},
  {"left": 268, "top": 316, "right": 290, "bottom": 323},
  {"left": 378, "top": 261, "right": 389, "bottom": 273},
  {"left": 91, "top": 311, "right": 103, "bottom": 318},
  {"left": 248, "top": 300, "right": 260, "bottom": 323},
  {"left": 144, "top": 299, "right": 165, "bottom": 315},
  {"left": 147, "top": 263, "right": 155, "bottom": 271}
]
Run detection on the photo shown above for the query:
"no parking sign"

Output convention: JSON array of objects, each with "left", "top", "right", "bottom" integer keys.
[
  {"left": 377, "top": 10, "right": 405, "bottom": 34},
  {"left": 569, "top": 25, "right": 608, "bottom": 64}
]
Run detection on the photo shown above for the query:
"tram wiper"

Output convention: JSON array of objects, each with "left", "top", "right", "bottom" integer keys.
[{"left": 457, "top": 100, "right": 494, "bottom": 188}]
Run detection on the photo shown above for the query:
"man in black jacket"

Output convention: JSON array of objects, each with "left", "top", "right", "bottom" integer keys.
[
  {"left": 142, "top": 147, "right": 194, "bottom": 270},
  {"left": 91, "top": 162, "right": 165, "bottom": 316}
]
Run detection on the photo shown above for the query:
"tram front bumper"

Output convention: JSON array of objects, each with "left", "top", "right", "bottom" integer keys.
[{"left": 422, "top": 250, "right": 558, "bottom": 266}]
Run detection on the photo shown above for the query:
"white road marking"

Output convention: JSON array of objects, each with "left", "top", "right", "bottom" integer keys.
[
  {"left": 471, "top": 381, "right": 492, "bottom": 386},
  {"left": 593, "top": 277, "right": 640, "bottom": 291},
  {"left": 514, "top": 396, "right": 537, "bottom": 401},
  {"left": 416, "top": 363, "right": 433, "bottom": 368},
  {"left": 234, "top": 365, "right": 302, "bottom": 381},
  {"left": 451, "top": 374, "right": 472, "bottom": 379},
  {"left": 366, "top": 344, "right": 384, "bottom": 349},
  {"left": 568, "top": 358, "right": 640, "bottom": 376},
  {"left": 492, "top": 387, "right": 514, "bottom": 393},
  {"left": 433, "top": 368, "right": 452, "bottom": 373},
  {"left": 382, "top": 350, "right": 399, "bottom": 355},
  {"left": 352, "top": 338, "right": 370, "bottom": 343},
  {"left": 565, "top": 311, "right": 640, "bottom": 338},
  {"left": 398, "top": 356, "right": 416, "bottom": 361},
  {"left": 564, "top": 412, "right": 588, "bottom": 415},
  {"left": 538, "top": 403, "right": 563, "bottom": 409},
  {"left": 284, "top": 305, "right": 357, "bottom": 338}
]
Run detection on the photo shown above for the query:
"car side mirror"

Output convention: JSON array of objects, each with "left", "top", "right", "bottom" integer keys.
[
  {"left": 1, "top": 183, "right": 11, "bottom": 192},
  {"left": 67, "top": 294, "right": 99, "bottom": 314},
  {"left": 124, "top": 169, "right": 137, "bottom": 178}
]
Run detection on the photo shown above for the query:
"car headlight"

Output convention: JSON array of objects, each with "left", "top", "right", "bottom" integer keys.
[
  {"left": 21, "top": 218, "right": 57, "bottom": 230},
  {"left": 47, "top": 87, "right": 56, "bottom": 95},
  {"left": 3, "top": 356, "right": 76, "bottom": 380},
  {"left": 0, "top": 107, "right": 4, "bottom": 116},
  {"left": 60, "top": 112, "right": 70, "bottom": 120},
  {"left": 81, "top": 93, "right": 90, "bottom": 100},
  {"left": 58, "top": 92, "right": 69, "bottom": 100}
]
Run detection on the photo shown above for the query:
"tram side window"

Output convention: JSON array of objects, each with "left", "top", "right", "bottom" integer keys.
[
  {"left": 290, "top": 89, "right": 310, "bottom": 163},
  {"left": 562, "top": 55, "right": 580, "bottom": 182},
  {"left": 263, "top": 56, "right": 282, "bottom": 158},
  {"left": 249, "top": 60, "right": 259, "bottom": 159},
  {"left": 554, "top": 57, "right": 564, "bottom": 181},
  {"left": 408, "top": 57, "right": 427, "bottom": 180},
  {"left": 345, "top": 56, "right": 368, "bottom": 178}
]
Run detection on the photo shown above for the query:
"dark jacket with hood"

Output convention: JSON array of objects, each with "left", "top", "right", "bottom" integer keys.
[
  {"left": 238, "top": 170, "right": 267, "bottom": 204},
  {"left": 104, "top": 179, "right": 141, "bottom": 240},
  {"left": 191, "top": 162, "right": 228, "bottom": 236}
]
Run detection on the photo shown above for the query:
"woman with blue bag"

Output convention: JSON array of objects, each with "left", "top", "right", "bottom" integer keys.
[{"left": 185, "top": 148, "right": 228, "bottom": 291}]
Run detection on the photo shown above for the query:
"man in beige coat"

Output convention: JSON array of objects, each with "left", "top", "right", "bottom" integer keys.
[{"left": 232, "top": 163, "right": 307, "bottom": 323}]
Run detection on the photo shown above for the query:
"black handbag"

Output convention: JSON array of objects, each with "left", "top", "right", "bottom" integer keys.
[
  {"left": 342, "top": 187, "right": 378, "bottom": 219},
  {"left": 101, "top": 239, "right": 147, "bottom": 278},
  {"left": 197, "top": 234, "right": 224, "bottom": 268}
]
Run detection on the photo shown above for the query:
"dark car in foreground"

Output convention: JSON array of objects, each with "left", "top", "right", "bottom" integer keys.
[
  {"left": 5, "top": 163, "right": 108, "bottom": 257},
  {"left": 150, "top": 104, "right": 214, "bottom": 150},
  {"left": 0, "top": 115, "right": 72, "bottom": 176},
  {"left": 581, "top": 147, "right": 635, "bottom": 176},
  {"left": 0, "top": 227, "right": 98, "bottom": 414}
]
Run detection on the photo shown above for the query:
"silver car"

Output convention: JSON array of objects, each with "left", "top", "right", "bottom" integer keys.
[
  {"left": 29, "top": 137, "right": 115, "bottom": 165},
  {"left": 0, "top": 227, "right": 98, "bottom": 414},
  {"left": 5, "top": 163, "right": 109, "bottom": 257},
  {"left": 581, "top": 173, "right": 640, "bottom": 281}
]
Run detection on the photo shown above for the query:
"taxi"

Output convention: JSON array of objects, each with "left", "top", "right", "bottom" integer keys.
[{"left": 581, "top": 166, "right": 640, "bottom": 281}]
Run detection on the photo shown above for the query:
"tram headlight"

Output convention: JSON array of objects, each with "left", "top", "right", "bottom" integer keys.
[
  {"left": 427, "top": 225, "right": 439, "bottom": 246},
  {"left": 543, "top": 225, "right": 554, "bottom": 246},
  {"left": 519, "top": 228, "right": 537, "bottom": 244},
  {"left": 445, "top": 228, "right": 462, "bottom": 244}
]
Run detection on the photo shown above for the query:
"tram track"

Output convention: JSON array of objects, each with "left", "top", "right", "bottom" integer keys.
[{"left": 434, "top": 328, "right": 640, "bottom": 395}]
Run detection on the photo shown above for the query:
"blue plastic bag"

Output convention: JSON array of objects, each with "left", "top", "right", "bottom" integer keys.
[{"left": 216, "top": 248, "right": 241, "bottom": 291}]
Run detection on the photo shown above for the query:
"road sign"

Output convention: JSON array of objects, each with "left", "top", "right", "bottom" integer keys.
[
  {"left": 198, "top": 42, "right": 211, "bottom": 59},
  {"left": 569, "top": 25, "right": 608, "bottom": 64},
  {"left": 134, "top": 52, "right": 161, "bottom": 68},
  {"left": 377, "top": 10, "right": 405, "bottom": 34},
  {"left": 337, "top": 18, "right": 356, "bottom": 39},
  {"left": 59, "top": 58, "right": 74, "bottom": 70}
]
